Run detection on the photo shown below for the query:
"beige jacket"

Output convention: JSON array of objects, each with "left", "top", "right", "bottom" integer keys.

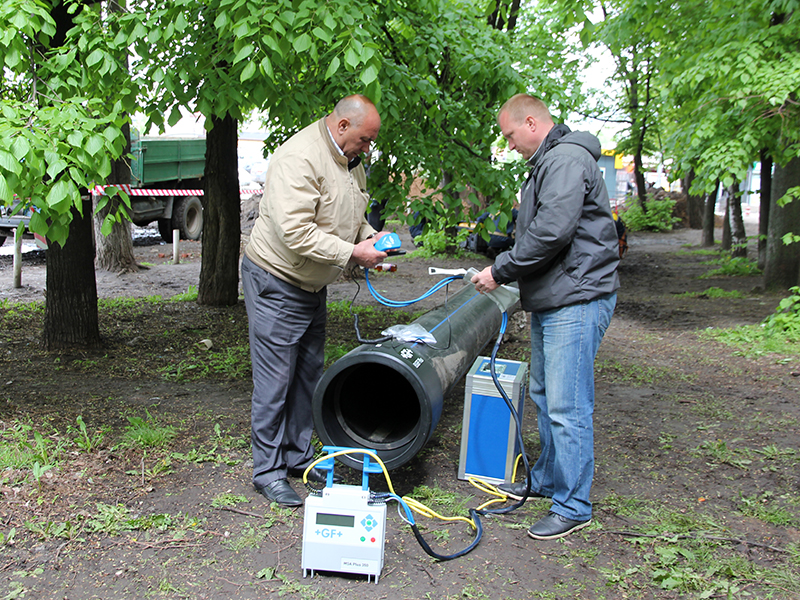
[{"left": 245, "top": 118, "right": 376, "bottom": 293}]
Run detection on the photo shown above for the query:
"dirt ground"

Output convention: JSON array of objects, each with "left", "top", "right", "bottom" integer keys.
[{"left": 1, "top": 220, "right": 799, "bottom": 599}]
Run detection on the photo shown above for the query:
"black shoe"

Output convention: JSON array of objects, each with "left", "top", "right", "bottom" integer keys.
[
  {"left": 497, "top": 481, "right": 548, "bottom": 501},
  {"left": 527, "top": 512, "right": 591, "bottom": 540},
  {"left": 288, "top": 466, "right": 341, "bottom": 484},
  {"left": 255, "top": 479, "right": 302, "bottom": 507}
]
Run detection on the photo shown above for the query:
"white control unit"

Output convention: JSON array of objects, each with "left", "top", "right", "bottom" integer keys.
[{"left": 302, "top": 484, "right": 387, "bottom": 583}]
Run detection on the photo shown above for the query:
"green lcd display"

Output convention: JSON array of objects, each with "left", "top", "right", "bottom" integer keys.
[{"left": 316, "top": 513, "right": 355, "bottom": 527}]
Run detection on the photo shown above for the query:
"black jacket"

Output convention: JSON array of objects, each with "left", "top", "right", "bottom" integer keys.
[{"left": 492, "top": 125, "right": 620, "bottom": 312}]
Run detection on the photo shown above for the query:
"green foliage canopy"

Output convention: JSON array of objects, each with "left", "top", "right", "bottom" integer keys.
[{"left": 0, "top": 0, "right": 133, "bottom": 246}]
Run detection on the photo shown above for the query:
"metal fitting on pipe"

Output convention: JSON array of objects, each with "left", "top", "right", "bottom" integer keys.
[{"left": 312, "top": 279, "right": 519, "bottom": 471}]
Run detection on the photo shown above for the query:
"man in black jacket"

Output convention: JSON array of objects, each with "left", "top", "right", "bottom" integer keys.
[{"left": 471, "top": 94, "right": 620, "bottom": 540}]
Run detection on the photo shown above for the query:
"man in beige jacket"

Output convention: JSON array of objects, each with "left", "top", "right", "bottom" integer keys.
[{"left": 242, "top": 95, "right": 390, "bottom": 506}]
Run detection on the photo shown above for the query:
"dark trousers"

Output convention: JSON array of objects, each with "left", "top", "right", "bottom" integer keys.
[{"left": 241, "top": 255, "right": 326, "bottom": 488}]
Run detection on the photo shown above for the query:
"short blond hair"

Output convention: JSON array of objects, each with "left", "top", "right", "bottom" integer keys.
[{"left": 499, "top": 94, "right": 552, "bottom": 125}]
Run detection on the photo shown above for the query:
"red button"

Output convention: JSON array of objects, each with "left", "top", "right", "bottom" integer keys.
[{"left": 371, "top": 537, "right": 376, "bottom": 543}]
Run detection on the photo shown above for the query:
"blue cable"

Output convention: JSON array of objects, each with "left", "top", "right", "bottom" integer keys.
[
  {"left": 386, "top": 493, "right": 416, "bottom": 525},
  {"left": 364, "top": 268, "right": 463, "bottom": 308}
]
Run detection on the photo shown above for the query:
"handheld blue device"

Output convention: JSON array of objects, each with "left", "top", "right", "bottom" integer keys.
[{"left": 374, "top": 232, "right": 404, "bottom": 255}]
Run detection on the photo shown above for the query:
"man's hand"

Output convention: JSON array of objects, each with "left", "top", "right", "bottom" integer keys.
[
  {"left": 351, "top": 238, "right": 388, "bottom": 268},
  {"left": 471, "top": 266, "right": 499, "bottom": 293}
]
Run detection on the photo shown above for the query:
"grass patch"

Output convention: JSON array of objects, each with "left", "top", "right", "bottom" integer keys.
[
  {"left": 121, "top": 410, "right": 177, "bottom": 448},
  {"left": 701, "top": 324, "right": 800, "bottom": 359},
  {"left": 171, "top": 285, "right": 198, "bottom": 302},
  {"left": 693, "top": 439, "right": 753, "bottom": 469},
  {"left": 161, "top": 344, "right": 251, "bottom": 381},
  {"left": 596, "top": 358, "right": 691, "bottom": 386},
  {"left": 675, "top": 248, "right": 724, "bottom": 256},
  {"left": 701, "top": 286, "right": 800, "bottom": 359},
  {"left": 698, "top": 256, "right": 761, "bottom": 279},
  {"left": 738, "top": 492, "right": 799, "bottom": 527},
  {"left": 595, "top": 495, "right": 800, "bottom": 598},
  {"left": 676, "top": 287, "right": 746, "bottom": 299}
]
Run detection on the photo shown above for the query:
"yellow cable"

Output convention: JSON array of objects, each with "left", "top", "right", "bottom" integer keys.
[
  {"left": 300, "top": 449, "right": 530, "bottom": 530},
  {"left": 301, "top": 448, "right": 396, "bottom": 494}
]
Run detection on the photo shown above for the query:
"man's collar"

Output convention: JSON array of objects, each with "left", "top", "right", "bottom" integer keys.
[{"left": 325, "top": 122, "right": 345, "bottom": 156}]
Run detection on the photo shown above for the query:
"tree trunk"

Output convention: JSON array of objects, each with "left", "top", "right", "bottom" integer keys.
[
  {"left": 764, "top": 155, "right": 800, "bottom": 291},
  {"left": 728, "top": 184, "right": 747, "bottom": 258},
  {"left": 198, "top": 113, "right": 241, "bottom": 306},
  {"left": 94, "top": 124, "right": 138, "bottom": 272},
  {"left": 41, "top": 0, "right": 101, "bottom": 350},
  {"left": 758, "top": 151, "right": 772, "bottom": 270},
  {"left": 94, "top": 1, "right": 137, "bottom": 273},
  {"left": 43, "top": 198, "right": 101, "bottom": 350},
  {"left": 721, "top": 188, "right": 731, "bottom": 250},
  {"left": 701, "top": 180, "right": 719, "bottom": 247},
  {"left": 634, "top": 153, "right": 647, "bottom": 210},
  {"left": 683, "top": 169, "right": 704, "bottom": 229}
]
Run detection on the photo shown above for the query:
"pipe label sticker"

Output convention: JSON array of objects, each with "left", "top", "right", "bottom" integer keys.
[{"left": 398, "top": 348, "right": 425, "bottom": 369}]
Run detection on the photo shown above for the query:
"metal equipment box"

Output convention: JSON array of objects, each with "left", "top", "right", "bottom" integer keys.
[
  {"left": 302, "top": 484, "right": 387, "bottom": 583},
  {"left": 458, "top": 356, "right": 528, "bottom": 485}
]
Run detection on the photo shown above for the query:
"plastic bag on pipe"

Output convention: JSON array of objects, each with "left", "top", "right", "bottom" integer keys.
[{"left": 381, "top": 323, "right": 436, "bottom": 344}]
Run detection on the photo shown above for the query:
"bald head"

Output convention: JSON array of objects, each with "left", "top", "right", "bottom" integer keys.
[
  {"left": 333, "top": 95, "right": 376, "bottom": 127},
  {"left": 326, "top": 95, "right": 381, "bottom": 159}
]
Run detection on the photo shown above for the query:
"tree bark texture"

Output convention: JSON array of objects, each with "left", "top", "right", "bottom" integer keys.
[
  {"left": 683, "top": 169, "right": 704, "bottom": 229},
  {"left": 728, "top": 184, "right": 747, "bottom": 258},
  {"left": 701, "top": 181, "right": 719, "bottom": 247},
  {"left": 43, "top": 199, "right": 101, "bottom": 350},
  {"left": 198, "top": 113, "right": 241, "bottom": 306},
  {"left": 764, "top": 155, "right": 800, "bottom": 291},
  {"left": 721, "top": 189, "right": 731, "bottom": 250},
  {"left": 758, "top": 152, "right": 772, "bottom": 270}
]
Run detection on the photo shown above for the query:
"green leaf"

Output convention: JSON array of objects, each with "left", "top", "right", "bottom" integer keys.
[
  {"left": 100, "top": 213, "right": 114, "bottom": 237},
  {"left": 0, "top": 173, "right": 11, "bottom": 202},
  {"left": 0, "top": 150, "right": 21, "bottom": 175},
  {"left": 46, "top": 159, "right": 69, "bottom": 180},
  {"left": 233, "top": 44, "right": 254, "bottom": 65},
  {"left": 345, "top": 46, "right": 359, "bottom": 68},
  {"left": 67, "top": 131, "right": 84, "bottom": 147},
  {"left": 45, "top": 179, "right": 77, "bottom": 213},
  {"left": 324, "top": 56, "right": 340, "bottom": 80},
  {"left": 214, "top": 12, "right": 230, "bottom": 30},
  {"left": 260, "top": 56, "right": 274, "bottom": 79},
  {"left": 10, "top": 136, "right": 30, "bottom": 161},
  {"left": 85, "top": 48, "right": 104, "bottom": 67},
  {"left": 293, "top": 33, "right": 312, "bottom": 53},
  {"left": 312, "top": 27, "right": 332, "bottom": 44},
  {"left": 240, "top": 61, "right": 257, "bottom": 82},
  {"left": 360, "top": 64, "right": 378, "bottom": 86},
  {"left": 85, "top": 134, "right": 105, "bottom": 157},
  {"left": 168, "top": 107, "right": 182, "bottom": 127}
]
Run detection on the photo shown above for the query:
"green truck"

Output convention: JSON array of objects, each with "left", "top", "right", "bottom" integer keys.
[
  {"left": 129, "top": 133, "right": 205, "bottom": 242},
  {"left": 0, "top": 133, "right": 206, "bottom": 245}
]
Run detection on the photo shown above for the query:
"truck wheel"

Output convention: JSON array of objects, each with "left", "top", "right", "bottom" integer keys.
[
  {"left": 157, "top": 218, "right": 173, "bottom": 243},
  {"left": 173, "top": 196, "right": 203, "bottom": 240}
]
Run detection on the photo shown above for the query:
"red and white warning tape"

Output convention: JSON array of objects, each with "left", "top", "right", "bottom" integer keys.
[{"left": 92, "top": 185, "right": 262, "bottom": 196}]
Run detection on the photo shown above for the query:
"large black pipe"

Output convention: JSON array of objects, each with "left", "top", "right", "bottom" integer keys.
[{"left": 312, "top": 279, "right": 518, "bottom": 470}]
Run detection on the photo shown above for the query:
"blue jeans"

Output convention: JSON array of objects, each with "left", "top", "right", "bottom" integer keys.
[{"left": 528, "top": 293, "right": 616, "bottom": 522}]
